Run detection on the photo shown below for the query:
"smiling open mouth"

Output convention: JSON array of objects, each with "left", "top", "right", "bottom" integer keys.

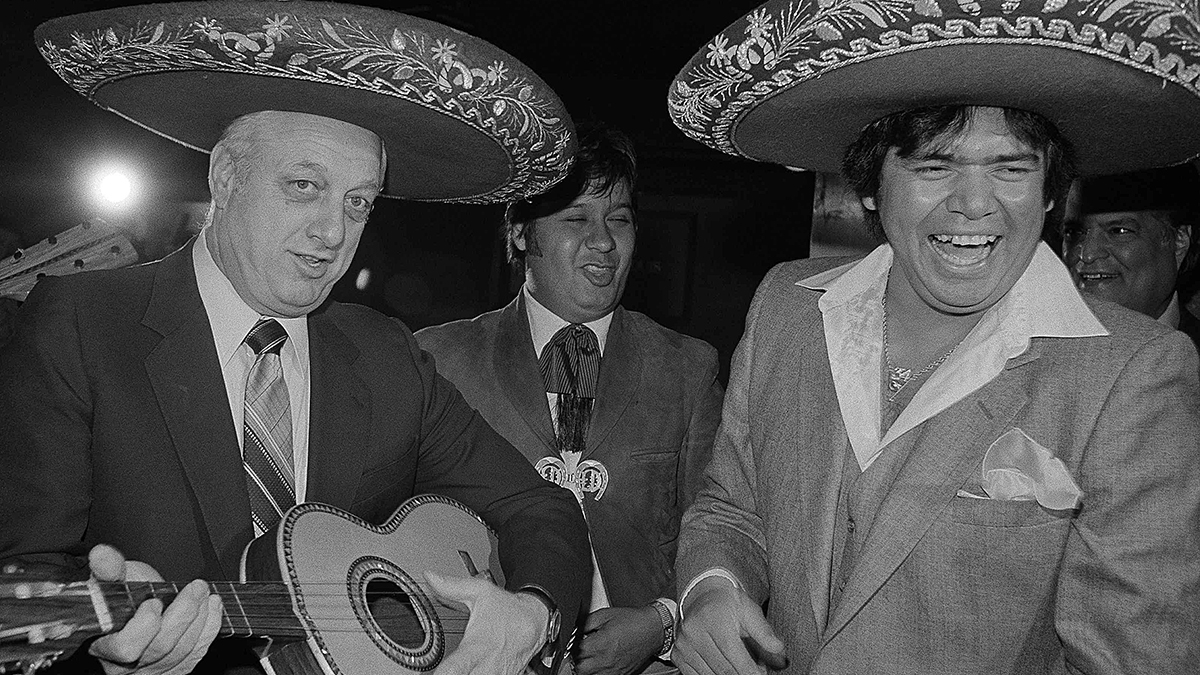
[
  {"left": 296, "top": 253, "right": 329, "bottom": 267},
  {"left": 1077, "top": 272, "right": 1119, "bottom": 285},
  {"left": 929, "top": 234, "right": 1000, "bottom": 266}
]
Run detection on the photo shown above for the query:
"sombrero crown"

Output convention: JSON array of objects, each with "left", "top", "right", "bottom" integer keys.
[
  {"left": 37, "top": 1, "right": 575, "bottom": 204},
  {"left": 669, "top": 0, "right": 1200, "bottom": 175}
]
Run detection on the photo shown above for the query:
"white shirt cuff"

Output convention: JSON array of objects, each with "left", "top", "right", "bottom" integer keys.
[{"left": 677, "top": 568, "right": 741, "bottom": 622}]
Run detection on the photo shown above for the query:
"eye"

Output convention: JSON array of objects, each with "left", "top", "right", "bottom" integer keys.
[
  {"left": 911, "top": 163, "right": 951, "bottom": 177},
  {"left": 994, "top": 165, "right": 1037, "bottom": 181},
  {"left": 292, "top": 179, "right": 318, "bottom": 192},
  {"left": 344, "top": 195, "right": 375, "bottom": 222}
]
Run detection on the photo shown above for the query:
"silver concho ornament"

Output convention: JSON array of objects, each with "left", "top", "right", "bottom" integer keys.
[{"left": 535, "top": 456, "right": 609, "bottom": 501}]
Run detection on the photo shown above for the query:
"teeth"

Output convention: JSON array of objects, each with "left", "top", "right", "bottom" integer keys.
[{"left": 931, "top": 234, "right": 999, "bottom": 246}]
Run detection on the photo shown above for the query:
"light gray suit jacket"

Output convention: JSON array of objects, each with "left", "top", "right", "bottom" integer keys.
[{"left": 677, "top": 257, "right": 1200, "bottom": 674}]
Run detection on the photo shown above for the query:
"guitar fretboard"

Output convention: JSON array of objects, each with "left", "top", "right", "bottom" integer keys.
[{"left": 99, "top": 581, "right": 306, "bottom": 639}]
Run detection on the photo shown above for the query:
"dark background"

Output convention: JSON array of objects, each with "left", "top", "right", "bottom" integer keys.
[{"left": 1, "top": 1, "right": 818, "bottom": 381}]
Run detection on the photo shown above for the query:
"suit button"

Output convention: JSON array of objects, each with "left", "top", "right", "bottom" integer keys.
[{"left": 847, "top": 517, "right": 855, "bottom": 533}]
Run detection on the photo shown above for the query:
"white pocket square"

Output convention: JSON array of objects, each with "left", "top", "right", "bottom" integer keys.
[{"left": 981, "top": 428, "right": 1083, "bottom": 510}]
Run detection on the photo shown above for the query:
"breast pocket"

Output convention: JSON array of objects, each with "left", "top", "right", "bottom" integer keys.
[{"left": 946, "top": 495, "right": 1073, "bottom": 528}]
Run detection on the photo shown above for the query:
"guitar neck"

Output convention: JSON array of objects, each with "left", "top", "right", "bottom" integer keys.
[
  {"left": 4, "top": 578, "right": 308, "bottom": 650},
  {"left": 108, "top": 581, "right": 306, "bottom": 640}
]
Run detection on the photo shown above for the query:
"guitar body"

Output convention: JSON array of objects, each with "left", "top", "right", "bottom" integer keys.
[{"left": 242, "top": 496, "right": 504, "bottom": 675}]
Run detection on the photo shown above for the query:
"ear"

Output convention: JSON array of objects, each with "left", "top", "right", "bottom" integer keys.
[
  {"left": 1173, "top": 224, "right": 1192, "bottom": 268},
  {"left": 513, "top": 222, "right": 529, "bottom": 253},
  {"left": 861, "top": 195, "right": 877, "bottom": 212},
  {"left": 209, "top": 144, "right": 237, "bottom": 209}
]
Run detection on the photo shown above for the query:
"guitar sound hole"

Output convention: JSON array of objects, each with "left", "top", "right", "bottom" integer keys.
[{"left": 364, "top": 579, "right": 426, "bottom": 649}]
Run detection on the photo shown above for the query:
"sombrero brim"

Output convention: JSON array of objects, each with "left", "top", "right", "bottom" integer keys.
[
  {"left": 669, "top": 0, "right": 1200, "bottom": 175},
  {"left": 37, "top": 2, "right": 575, "bottom": 204}
]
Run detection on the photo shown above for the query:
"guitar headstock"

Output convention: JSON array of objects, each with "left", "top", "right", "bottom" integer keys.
[{"left": 0, "top": 564, "right": 97, "bottom": 674}]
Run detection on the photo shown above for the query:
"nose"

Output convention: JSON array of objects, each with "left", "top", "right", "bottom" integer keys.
[
  {"left": 946, "top": 171, "right": 998, "bottom": 220},
  {"left": 307, "top": 199, "right": 347, "bottom": 249},
  {"left": 585, "top": 216, "right": 615, "bottom": 253},
  {"left": 1065, "top": 226, "right": 1107, "bottom": 264}
]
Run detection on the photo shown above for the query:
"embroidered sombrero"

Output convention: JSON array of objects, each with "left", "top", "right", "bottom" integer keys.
[
  {"left": 36, "top": 2, "right": 575, "bottom": 204},
  {"left": 668, "top": 0, "right": 1200, "bottom": 175}
]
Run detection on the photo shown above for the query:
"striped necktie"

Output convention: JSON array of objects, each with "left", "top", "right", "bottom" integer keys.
[
  {"left": 539, "top": 324, "right": 600, "bottom": 455},
  {"left": 243, "top": 318, "right": 295, "bottom": 532}
]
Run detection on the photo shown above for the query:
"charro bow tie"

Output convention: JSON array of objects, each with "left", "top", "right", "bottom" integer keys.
[
  {"left": 538, "top": 324, "right": 600, "bottom": 456},
  {"left": 539, "top": 324, "right": 600, "bottom": 398}
]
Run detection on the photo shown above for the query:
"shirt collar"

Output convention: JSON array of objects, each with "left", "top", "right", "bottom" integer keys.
[
  {"left": 799, "top": 241, "right": 1108, "bottom": 342},
  {"left": 522, "top": 285, "right": 613, "bottom": 359},
  {"left": 193, "top": 228, "right": 309, "bottom": 365}
]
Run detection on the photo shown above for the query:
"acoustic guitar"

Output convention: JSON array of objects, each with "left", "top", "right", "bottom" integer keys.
[{"left": 0, "top": 495, "right": 526, "bottom": 675}]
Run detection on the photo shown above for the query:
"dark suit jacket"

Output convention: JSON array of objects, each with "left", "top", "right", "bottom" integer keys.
[
  {"left": 678, "top": 258, "right": 1200, "bottom": 674},
  {"left": 0, "top": 242, "right": 590, "bottom": 673},
  {"left": 417, "top": 295, "right": 723, "bottom": 609}
]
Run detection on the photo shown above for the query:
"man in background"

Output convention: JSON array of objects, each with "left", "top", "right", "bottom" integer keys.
[
  {"left": 418, "top": 123, "right": 723, "bottom": 675},
  {"left": 1061, "top": 163, "right": 1200, "bottom": 348}
]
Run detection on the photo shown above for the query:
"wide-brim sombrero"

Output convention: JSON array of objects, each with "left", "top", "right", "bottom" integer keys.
[
  {"left": 668, "top": 0, "right": 1200, "bottom": 176},
  {"left": 37, "top": 1, "right": 575, "bottom": 204}
]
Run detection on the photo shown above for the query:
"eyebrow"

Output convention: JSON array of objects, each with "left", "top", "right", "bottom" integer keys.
[
  {"left": 907, "top": 150, "right": 1043, "bottom": 164},
  {"left": 289, "top": 161, "right": 382, "bottom": 192}
]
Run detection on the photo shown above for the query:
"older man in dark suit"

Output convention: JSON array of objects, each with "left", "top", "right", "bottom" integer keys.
[
  {"left": 0, "top": 5, "right": 590, "bottom": 675},
  {"left": 418, "top": 123, "right": 723, "bottom": 675},
  {"left": 1061, "top": 163, "right": 1200, "bottom": 351}
]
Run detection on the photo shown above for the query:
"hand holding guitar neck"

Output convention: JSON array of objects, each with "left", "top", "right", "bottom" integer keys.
[{"left": 85, "top": 545, "right": 223, "bottom": 675}]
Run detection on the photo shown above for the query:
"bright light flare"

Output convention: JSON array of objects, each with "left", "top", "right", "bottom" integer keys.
[{"left": 98, "top": 172, "right": 132, "bottom": 203}]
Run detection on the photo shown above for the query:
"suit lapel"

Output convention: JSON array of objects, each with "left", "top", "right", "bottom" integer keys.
[
  {"left": 586, "top": 307, "right": 639, "bottom": 456},
  {"left": 766, "top": 325, "right": 846, "bottom": 633},
  {"left": 822, "top": 362, "right": 1035, "bottom": 641},
  {"left": 142, "top": 243, "right": 250, "bottom": 580},
  {"left": 304, "top": 310, "right": 370, "bottom": 508},
  {"left": 494, "top": 296, "right": 557, "bottom": 455}
]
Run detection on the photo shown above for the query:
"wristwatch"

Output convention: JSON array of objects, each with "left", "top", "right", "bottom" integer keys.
[
  {"left": 651, "top": 598, "right": 677, "bottom": 658},
  {"left": 518, "top": 585, "right": 561, "bottom": 667}
]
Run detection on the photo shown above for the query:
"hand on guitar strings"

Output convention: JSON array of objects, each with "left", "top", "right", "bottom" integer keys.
[
  {"left": 86, "top": 544, "right": 224, "bottom": 675},
  {"left": 423, "top": 570, "right": 547, "bottom": 675}
]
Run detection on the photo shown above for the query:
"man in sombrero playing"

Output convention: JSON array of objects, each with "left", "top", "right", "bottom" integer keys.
[
  {"left": 667, "top": 0, "right": 1200, "bottom": 673},
  {"left": 0, "top": 3, "right": 591, "bottom": 675}
]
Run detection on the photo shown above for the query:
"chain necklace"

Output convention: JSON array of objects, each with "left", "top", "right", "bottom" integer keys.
[{"left": 882, "top": 293, "right": 962, "bottom": 402}]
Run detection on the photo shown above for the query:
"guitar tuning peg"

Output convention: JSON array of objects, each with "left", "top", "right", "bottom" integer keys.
[{"left": 2, "top": 563, "right": 22, "bottom": 575}]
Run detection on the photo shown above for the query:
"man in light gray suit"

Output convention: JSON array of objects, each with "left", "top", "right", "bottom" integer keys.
[{"left": 664, "top": 0, "right": 1200, "bottom": 673}]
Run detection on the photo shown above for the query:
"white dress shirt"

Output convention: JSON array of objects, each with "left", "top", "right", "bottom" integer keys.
[{"left": 193, "top": 229, "right": 312, "bottom": 525}]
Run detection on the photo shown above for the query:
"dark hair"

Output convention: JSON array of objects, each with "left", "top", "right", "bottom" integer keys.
[
  {"left": 842, "top": 106, "right": 1077, "bottom": 239},
  {"left": 504, "top": 121, "right": 637, "bottom": 272}
]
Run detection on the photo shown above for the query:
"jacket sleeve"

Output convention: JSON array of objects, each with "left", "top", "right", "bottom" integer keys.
[
  {"left": 1056, "top": 329, "right": 1200, "bottom": 674},
  {"left": 404, "top": 328, "right": 592, "bottom": 649},
  {"left": 0, "top": 277, "right": 94, "bottom": 572},
  {"left": 675, "top": 266, "right": 785, "bottom": 605}
]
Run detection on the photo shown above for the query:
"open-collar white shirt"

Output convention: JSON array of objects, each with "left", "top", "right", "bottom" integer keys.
[
  {"left": 800, "top": 242, "right": 1108, "bottom": 471},
  {"left": 193, "top": 228, "right": 312, "bottom": 506}
]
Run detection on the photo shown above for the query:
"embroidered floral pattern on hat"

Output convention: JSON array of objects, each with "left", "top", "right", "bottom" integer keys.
[
  {"left": 38, "top": 5, "right": 574, "bottom": 204},
  {"left": 669, "top": 0, "right": 1200, "bottom": 166}
]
